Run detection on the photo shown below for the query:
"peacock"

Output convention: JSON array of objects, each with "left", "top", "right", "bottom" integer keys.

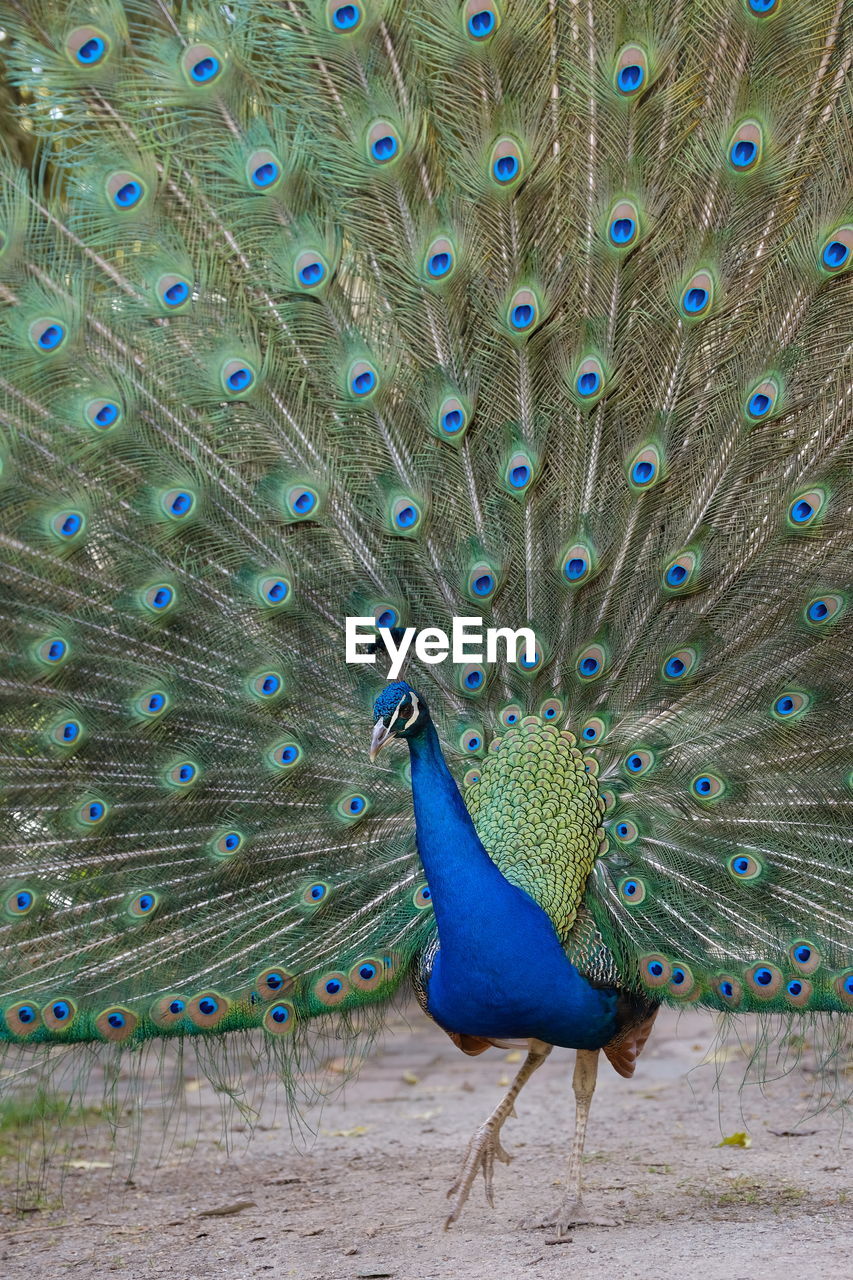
[{"left": 0, "top": 0, "right": 851, "bottom": 1235}]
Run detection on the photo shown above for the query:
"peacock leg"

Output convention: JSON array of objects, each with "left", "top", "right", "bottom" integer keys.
[
  {"left": 524, "top": 1048, "right": 615, "bottom": 1234},
  {"left": 444, "top": 1039, "right": 552, "bottom": 1229}
]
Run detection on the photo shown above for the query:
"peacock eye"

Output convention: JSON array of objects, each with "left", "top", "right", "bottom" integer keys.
[{"left": 399, "top": 702, "right": 412, "bottom": 719}]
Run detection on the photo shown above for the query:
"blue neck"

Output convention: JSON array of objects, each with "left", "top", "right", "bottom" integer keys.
[{"left": 408, "top": 721, "right": 619, "bottom": 1050}]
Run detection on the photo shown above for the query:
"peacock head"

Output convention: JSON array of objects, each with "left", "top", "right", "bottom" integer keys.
[{"left": 370, "top": 681, "right": 429, "bottom": 760}]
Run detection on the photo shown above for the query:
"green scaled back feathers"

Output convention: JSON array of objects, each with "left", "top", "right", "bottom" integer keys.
[{"left": 0, "top": 0, "right": 851, "bottom": 1098}]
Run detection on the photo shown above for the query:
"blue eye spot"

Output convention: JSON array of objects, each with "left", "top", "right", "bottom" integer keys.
[
  {"left": 510, "top": 464, "right": 530, "bottom": 487},
  {"left": 822, "top": 240, "right": 849, "bottom": 269},
  {"left": 191, "top": 56, "right": 220, "bottom": 83},
  {"left": 371, "top": 135, "right": 397, "bottom": 162},
  {"left": 353, "top": 370, "right": 375, "bottom": 395},
  {"left": 221, "top": 833, "right": 240, "bottom": 852},
  {"left": 795, "top": 946, "right": 811, "bottom": 963},
  {"left": 808, "top": 600, "right": 829, "bottom": 621},
  {"left": 428, "top": 252, "right": 451, "bottom": 277},
  {"left": 349, "top": 797, "right": 365, "bottom": 814},
  {"left": 310, "top": 883, "right": 326, "bottom": 901},
  {"left": 494, "top": 155, "right": 518, "bottom": 182},
  {"left": 138, "top": 894, "right": 154, "bottom": 912},
  {"left": 749, "top": 392, "right": 771, "bottom": 417},
  {"left": 666, "top": 564, "right": 687, "bottom": 585},
  {"left": 199, "top": 998, "right": 218, "bottom": 1015},
  {"left": 749, "top": 0, "right": 776, "bottom": 9},
  {"left": 271, "top": 1004, "right": 290, "bottom": 1023},
  {"left": 18, "top": 1005, "right": 36, "bottom": 1024},
  {"left": 266, "top": 580, "right": 288, "bottom": 603},
  {"left": 148, "top": 694, "right": 165, "bottom": 712},
  {"left": 52, "top": 1001, "right": 71, "bottom": 1021},
  {"left": 15, "top": 891, "right": 33, "bottom": 911},
  {"left": 87, "top": 801, "right": 104, "bottom": 821},
  {"left": 442, "top": 408, "right": 463, "bottom": 433},
  {"left": 787, "top": 981, "right": 803, "bottom": 998},
  {"left": 395, "top": 505, "right": 416, "bottom": 528},
  {"left": 359, "top": 964, "right": 377, "bottom": 980},
  {"left": 665, "top": 656, "right": 685, "bottom": 677},
  {"left": 469, "top": 10, "right": 496, "bottom": 36},
  {"left": 164, "top": 282, "right": 189, "bottom": 307},
  {"left": 754, "top": 967, "right": 773, "bottom": 987},
  {"left": 623, "top": 880, "right": 638, "bottom": 897},
  {"left": 580, "top": 657, "right": 600, "bottom": 676},
  {"left": 577, "top": 371, "right": 600, "bottom": 396},
  {"left": 266, "top": 973, "right": 284, "bottom": 991},
  {"left": 422, "top": 887, "right": 432, "bottom": 900},
  {"left": 617, "top": 64, "right": 643, "bottom": 92},
  {"left": 60, "top": 514, "right": 82, "bottom": 536},
  {"left": 791, "top": 500, "right": 813, "bottom": 523},
  {"left": 77, "top": 37, "right": 106, "bottom": 64},
  {"left": 466, "top": 736, "right": 480, "bottom": 751},
  {"left": 376, "top": 610, "right": 396, "bottom": 628},
  {"left": 38, "top": 324, "right": 64, "bottom": 351},
  {"left": 169, "top": 491, "right": 192, "bottom": 516},
  {"left": 114, "top": 181, "right": 142, "bottom": 209},
  {"left": 565, "top": 557, "right": 587, "bottom": 580},
  {"left": 610, "top": 217, "right": 635, "bottom": 244},
  {"left": 254, "top": 162, "right": 279, "bottom": 188},
  {"left": 61, "top": 722, "right": 79, "bottom": 742},
  {"left": 261, "top": 675, "right": 280, "bottom": 695},
  {"left": 671, "top": 968, "right": 686, "bottom": 985},
  {"left": 178, "top": 765, "right": 194, "bottom": 783},
  {"left": 94, "top": 402, "right": 119, "bottom": 426},
  {"left": 627, "top": 755, "right": 642, "bottom": 772},
  {"left": 325, "top": 979, "right": 342, "bottom": 996},
  {"left": 695, "top": 777, "right": 712, "bottom": 794},
  {"left": 683, "top": 287, "right": 708, "bottom": 313},
  {"left": 473, "top": 574, "right": 495, "bottom": 596},
  {"left": 649, "top": 961, "right": 664, "bottom": 978},
  {"left": 511, "top": 304, "right": 534, "bottom": 329},
  {"left": 720, "top": 981, "right": 734, "bottom": 998},
  {"left": 48, "top": 640, "right": 66, "bottom": 661},
  {"left": 583, "top": 727, "right": 597, "bottom": 740},
  {"left": 293, "top": 491, "right": 315, "bottom": 514},
  {"left": 279, "top": 746, "right": 298, "bottom": 765},
  {"left": 333, "top": 5, "right": 360, "bottom": 30},
  {"left": 226, "top": 366, "right": 253, "bottom": 392},
  {"left": 775, "top": 696, "right": 794, "bottom": 715},
  {"left": 298, "top": 261, "right": 325, "bottom": 286},
  {"left": 616, "top": 823, "right": 629, "bottom": 837},
  {"left": 733, "top": 857, "right": 750, "bottom": 875},
  {"left": 169, "top": 999, "right": 185, "bottom": 1015},
  {"left": 731, "top": 140, "right": 757, "bottom": 167},
  {"left": 632, "top": 460, "right": 654, "bottom": 484},
  {"left": 108, "top": 1012, "right": 126, "bottom": 1029},
  {"left": 465, "top": 670, "right": 483, "bottom": 689}
]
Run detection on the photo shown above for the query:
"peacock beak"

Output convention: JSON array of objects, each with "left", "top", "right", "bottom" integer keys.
[{"left": 370, "top": 719, "right": 394, "bottom": 762}]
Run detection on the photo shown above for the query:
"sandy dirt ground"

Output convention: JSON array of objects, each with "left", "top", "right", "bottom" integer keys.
[{"left": 0, "top": 1005, "right": 850, "bottom": 1279}]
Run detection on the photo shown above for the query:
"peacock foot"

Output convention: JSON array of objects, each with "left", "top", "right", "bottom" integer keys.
[
  {"left": 522, "top": 1198, "right": 620, "bottom": 1236},
  {"left": 444, "top": 1119, "right": 513, "bottom": 1229}
]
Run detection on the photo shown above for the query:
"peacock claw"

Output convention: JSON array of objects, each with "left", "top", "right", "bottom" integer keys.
[
  {"left": 522, "top": 1199, "right": 619, "bottom": 1234},
  {"left": 444, "top": 1120, "right": 513, "bottom": 1229}
]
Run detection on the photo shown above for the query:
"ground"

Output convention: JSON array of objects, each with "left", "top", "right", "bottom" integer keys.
[{"left": 0, "top": 1006, "right": 850, "bottom": 1279}]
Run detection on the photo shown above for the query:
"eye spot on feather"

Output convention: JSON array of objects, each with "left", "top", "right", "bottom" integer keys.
[
  {"left": 691, "top": 773, "right": 726, "bottom": 801},
  {"left": 745, "top": 963, "right": 782, "bottom": 999},
  {"left": 714, "top": 975, "right": 743, "bottom": 1006},
  {"left": 580, "top": 717, "right": 607, "bottom": 744},
  {"left": 561, "top": 541, "right": 595, "bottom": 584},
  {"left": 95, "top": 1007, "right": 138, "bottom": 1042},
  {"left": 413, "top": 884, "right": 433, "bottom": 910},
  {"left": 507, "top": 289, "right": 539, "bottom": 335},
  {"left": 76, "top": 797, "right": 109, "bottom": 826},
  {"left": 302, "top": 882, "right": 330, "bottom": 907},
  {"left": 622, "top": 749, "right": 654, "bottom": 777},
  {"left": 187, "top": 992, "right": 229, "bottom": 1028},
  {"left": 4, "top": 887, "right": 36, "bottom": 918},
  {"left": 336, "top": 792, "right": 370, "bottom": 822},
  {"left": 84, "top": 398, "right": 122, "bottom": 431},
  {"left": 787, "top": 488, "right": 826, "bottom": 529},
  {"left": 150, "top": 995, "right": 187, "bottom": 1028},
  {"left": 43, "top": 999, "right": 77, "bottom": 1032},
  {"left": 490, "top": 137, "right": 524, "bottom": 187},
  {"left": 438, "top": 395, "right": 469, "bottom": 439},
  {"left": 727, "top": 852, "right": 763, "bottom": 881},
  {"left": 499, "top": 704, "right": 523, "bottom": 729},
  {"left": 804, "top": 594, "right": 844, "bottom": 626},
  {"left": 210, "top": 829, "right": 244, "bottom": 859},
  {"left": 465, "top": 2, "right": 501, "bottom": 39},
  {"left": 267, "top": 740, "right": 303, "bottom": 770},
  {"left": 256, "top": 573, "right": 291, "bottom": 608},
  {"left": 628, "top": 445, "right": 661, "bottom": 490},
  {"left": 614, "top": 45, "right": 648, "bottom": 96},
  {"left": 784, "top": 979, "right": 812, "bottom": 1008},
  {"left": 349, "top": 958, "right": 386, "bottom": 992},
  {"left": 746, "top": 0, "right": 779, "bottom": 13},
  {"left": 249, "top": 670, "right": 284, "bottom": 701},
  {"left": 745, "top": 377, "right": 779, "bottom": 420},
  {"left": 619, "top": 877, "right": 646, "bottom": 905},
  {"left": 313, "top": 972, "right": 350, "bottom": 1006},
  {"left": 294, "top": 251, "right": 329, "bottom": 290},
  {"left": 328, "top": 3, "right": 362, "bottom": 32},
  {"left": 468, "top": 564, "right": 497, "bottom": 599},
  {"left": 390, "top": 495, "right": 422, "bottom": 533},
  {"left": 680, "top": 271, "right": 714, "bottom": 318},
  {"left": 349, "top": 360, "right": 378, "bottom": 398},
  {"left": 771, "top": 690, "right": 811, "bottom": 721},
  {"left": 264, "top": 1001, "right": 296, "bottom": 1033},
  {"left": 49, "top": 509, "right": 86, "bottom": 542},
  {"left": 160, "top": 488, "right": 196, "bottom": 520},
  {"left": 640, "top": 955, "right": 671, "bottom": 988},
  {"left": 127, "top": 891, "right": 159, "bottom": 920},
  {"left": 183, "top": 45, "right": 223, "bottom": 86},
  {"left": 373, "top": 605, "right": 399, "bottom": 629},
  {"left": 789, "top": 941, "right": 821, "bottom": 975},
  {"left": 576, "top": 642, "right": 607, "bottom": 681},
  {"left": 256, "top": 968, "right": 294, "bottom": 1001},
  {"left": 220, "top": 358, "right": 256, "bottom": 396},
  {"left": 4, "top": 1003, "right": 42, "bottom": 1037},
  {"left": 246, "top": 150, "right": 282, "bottom": 191},
  {"left": 834, "top": 971, "right": 853, "bottom": 1008},
  {"left": 612, "top": 818, "right": 639, "bottom": 844},
  {"left": 668, "top": 963, "right": 695, "bottom": 997},
  {"left": 133, "top": 688, "right": 169, "bottom": 719},
  {"left": 539, "top": 697, "right": 563, "bottom": 722},
  {"left": 29, "top": 318, "right": 68, "bottom": 353},
  {"left": 662, "top": 647, "right": 698, "bottom": 681},
  {"left": 458, "top": 663, "right": 487, "bottom": 695},
  {"left": 728, "top": 120, "right": 762, "bottom": 172},
  {"left": 367, "top": 121, "right": 401, "bottom": 164},
  {"left": 107, "top": 171, "right": 147, "bottom": 211},
  {"left": 33, "top": 635, "right": 70, "bottom": 668},
  {"left": 459, "top": 728, "right": 483, "bottom": 754},
  {"left": 157, "top": 274, "right": 191, "bottom": 311},
  {"left": 819, "top": 227, "right": 852, "bottom": 273},
  {"left": 424, "top": 236, "right": 456, "bottom": 282},
  {"left": 463, "top": 767, "right": 481, "bottom": 787},
  {"left": 141, "top": 582, "right": 177, "bottom": 615},
  {"left": 165, "top": 760, "right": 200, "bottom": 789},
  {"left": 66, "top": 27, "right": 111, "bottom": 67},
  {"left": 608, "top": 200, "right": 640, "bottom": 248}
]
